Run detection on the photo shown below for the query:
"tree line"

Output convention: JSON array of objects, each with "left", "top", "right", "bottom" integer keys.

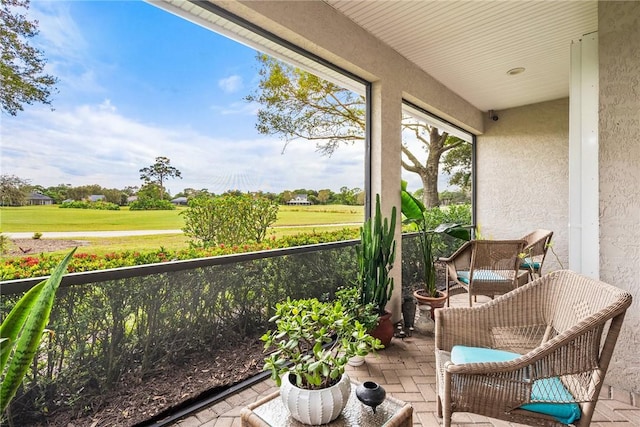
[{"left": 0, "top": 174, "right": 371, "bottom": 207}]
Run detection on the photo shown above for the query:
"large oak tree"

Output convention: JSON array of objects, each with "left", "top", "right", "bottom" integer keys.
[
  {"left": 246, "top": 54, "right": 469, "bottom": 207},
  {"left": 1, "top": 0, "right": 57, "bottom": 116}
]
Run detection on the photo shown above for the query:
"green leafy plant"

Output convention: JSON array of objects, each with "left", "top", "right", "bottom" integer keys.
[
  {"left": 1, "top": 248, "right": 75, "bottom": 413},
  {"left": 32, "top": 232, "right": 42, "bottom": 240},
  {"left": 401, "top": 181, "right": 470, "bottom": 297},
  {"left": 261, "top": 297, "right": 382, "bottom": 390},
  {"left": 335, "top": 286, "right": 379, "bottom": 332},
  {"left": 356, "top": 194, "right": 396, "bottom": 315}
]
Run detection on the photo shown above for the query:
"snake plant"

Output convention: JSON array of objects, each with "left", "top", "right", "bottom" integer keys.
[
  {"left": 1, "top": 248, "right": 75, "bottom": 413},
  {"left": 356, "top": 194, "right": 396, "bottom": 315}
]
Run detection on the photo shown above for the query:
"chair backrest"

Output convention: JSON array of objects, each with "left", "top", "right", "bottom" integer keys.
[
  {"left": 533, "top": 271, "right": 632, "bottom": 412},
  {"left": 541, "top": 270, "right": 630, "bottom": 339},
  {"left": 521, "top": 229, "right": 553, "bottom": 271},
  {"left": 469, "top": 239, "right": 526, "bottom": 282}
]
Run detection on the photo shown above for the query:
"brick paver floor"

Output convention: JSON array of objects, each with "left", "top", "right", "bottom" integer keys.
[{"left": 173, "top": 294, "right": 640, "bottom": 427}]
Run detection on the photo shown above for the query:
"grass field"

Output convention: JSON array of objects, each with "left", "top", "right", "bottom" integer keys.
[
  {"left": 0, "top": 204, "right": 364, "bottom": 232},
  {"left": 1, "top": 205, "right": 364, "bottom": 256}
]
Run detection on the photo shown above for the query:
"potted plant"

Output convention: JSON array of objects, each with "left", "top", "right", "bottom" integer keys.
[
  {"left": 356, "top": 194, "right": 397, "bottom": 347},
  {"left": 401, "top": 181, "right": 470, "bottom": 315},
  {"left": 335, "top": 286, "right": 379, "bottom": 366},
  {"left": 261, "top": 297, "right": 382, "bottom": 425}
]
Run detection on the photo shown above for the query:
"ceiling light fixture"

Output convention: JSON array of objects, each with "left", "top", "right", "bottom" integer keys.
[{"left": 507, "top": 67, "right": 526, "bottom": 76}]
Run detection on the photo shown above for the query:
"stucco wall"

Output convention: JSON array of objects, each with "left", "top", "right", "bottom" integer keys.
[
  {"left": 598, "top": 1, "right": 640, "bottom": 393},
  {"left": 475, "top": 99, "right": 569, "bottom": 272}
]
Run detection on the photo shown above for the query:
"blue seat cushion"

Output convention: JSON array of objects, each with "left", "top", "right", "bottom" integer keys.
[
  {"left": 520, "top": 257, "right": 541, "bottom": 269},
  {"left": 450, "top": 345, "right": 581, "bottom": 424},
  {"left": 457, "top": 270, "right": 510, "bottom": 284}
]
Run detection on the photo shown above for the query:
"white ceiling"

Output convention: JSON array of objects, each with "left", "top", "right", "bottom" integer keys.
[{"left": 325, "top": 0, "right": 598, "bottom": 112}]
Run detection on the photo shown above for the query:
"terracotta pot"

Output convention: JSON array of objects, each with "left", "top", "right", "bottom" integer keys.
[
  {"left": 280, "top": 372, "right": 351, "bottom": 425},
  {"left": 370, "top": 311, "right": 394, "bottom": 347},
  {"left": 413, "top": 289, "right": 447, "bottom": 320}
]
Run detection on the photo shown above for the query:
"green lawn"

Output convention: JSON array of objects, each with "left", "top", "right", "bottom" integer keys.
[
  {"left": 0, "top": 204, "right": 364, "bottom": 232},
  {"left": 1, "top": 204, "right": 363, "bottom": 258},
  {"left": 0, "top": 206, "right": 187, "bottom": 232}
]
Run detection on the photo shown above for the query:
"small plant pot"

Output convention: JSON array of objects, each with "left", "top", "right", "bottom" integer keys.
[
  {"left": 413, "top": 289, "right": 447, "bottom": 320},
  {"left": 348, "top": 355, "right": 365, "bottom": 367}
]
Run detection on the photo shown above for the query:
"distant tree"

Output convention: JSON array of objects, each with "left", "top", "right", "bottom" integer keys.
[
  {"left": 279, "top": 190, "right": 294, "bottom": 204},
  {"left": 129, "top": 183, "right": 175, "bottom": 210},
  {"left": 246, "top": 54, "right": 469, "bottom": 208},
  {"left": 0, "top": 174, "right": 30, "bottom": 205},
  {"left": 0, "top": 0, "right": 58, "bottom": 116},
  {"left": 316, "top": 189, "right": 332, "bottom": 204},
  {"left": 122, "top": 185, "right": 139, "bottom": 196},
  {"left": 139, "top": 156, "right": 182, "bottom": 199},
  {"left": 42, "top": 183, "right": 71, "bottom": 203},
  {"left": 65, "top": 184, "right": 103, "bottom": 201},
  {"left": 442, "top": 141, "right": 472, "bottom": 195},
  {"left": 336, "top": 186, "right": 361, "bottom": 206},
  {"left": 102, "top": 188, "right": 125, "bottom": 205}
]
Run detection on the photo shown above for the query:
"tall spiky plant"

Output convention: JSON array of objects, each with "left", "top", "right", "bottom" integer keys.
[
  {"left": 357, "top": 194, "right": 396, "bottom": 315},
  {"left": 1, "top": 248, "right": 75, "bottom": 413}
]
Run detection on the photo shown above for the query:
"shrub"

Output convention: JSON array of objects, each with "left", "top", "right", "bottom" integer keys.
[
  {"left": 0, "top": 228, "right": 359, "bottom": 280},
  {"left": 128, "top": 199, "right": 174, "bottom": 210},
  {"left": 182, "top": 194, "right": 279, "bottom": 247}
]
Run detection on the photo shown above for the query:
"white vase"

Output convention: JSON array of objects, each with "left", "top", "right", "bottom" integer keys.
[{"left": 280, "top": 372, "right": 351, "bottom": 425}]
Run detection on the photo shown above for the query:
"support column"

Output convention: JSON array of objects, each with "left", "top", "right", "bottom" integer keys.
[
  {"left": 569, "top": 33, "right": 599, "bottom": 278},
  {"left": 370, "top": 81, "right": 403, "bottom": 323}
]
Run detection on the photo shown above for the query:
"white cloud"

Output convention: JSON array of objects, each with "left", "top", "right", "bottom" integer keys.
[
  {"left": 218, "top": 75, "right": 243, "bottom": 93},
  {"left": 1, "top": 101, "right": 365, "bottom": 196},
  {"left": 30, "top": 1, "right": 106, "bottom": 96},
  {"left": 211, "top": 100, "right": 259, "bottom": 116}
]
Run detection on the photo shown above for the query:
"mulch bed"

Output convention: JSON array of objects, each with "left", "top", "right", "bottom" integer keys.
[
  {"left": 24, "top": 337, "right": 266, "bottom": 426},
  {"left": 5, "top": 239, "right": 268, "bottom": 426},
  {"left": 5, "top": 238, "right": 89, "bottom": 257}
]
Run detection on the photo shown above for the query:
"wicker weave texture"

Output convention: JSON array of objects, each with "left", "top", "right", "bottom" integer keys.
[
  {"left": 434, "top": 270, "right": 632, "bottom": 427},
  {"left": 441, "top": 239, "right": 526, "bottom": 306}
]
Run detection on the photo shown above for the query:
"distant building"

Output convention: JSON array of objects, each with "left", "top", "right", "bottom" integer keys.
[
  {"left": 287, "top": 194, "right": 312, "bottom": 205},
  {"left": 88, "top": 195, "right": 106, "bottom": 202},
  {"left": 171, "top": 197, "right": 188, "bottom": 205},
  {"left": 28, "top": 192, "right": 54, "bottom": 206},
  {"left": 126, "top": 196, "right": 138, "bottom": 204}
]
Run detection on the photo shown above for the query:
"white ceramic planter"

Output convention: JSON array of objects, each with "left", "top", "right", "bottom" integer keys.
[
  {"left": 347, "top": 355, "right": 365, "bottom": 367},
  {"left": 280, "top": 372, "right": 351, "bottom": 425}
]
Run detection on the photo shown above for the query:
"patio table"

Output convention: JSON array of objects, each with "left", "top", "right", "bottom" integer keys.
[{"left": 240, "top": 379, "right": 412, "bottom": 427}]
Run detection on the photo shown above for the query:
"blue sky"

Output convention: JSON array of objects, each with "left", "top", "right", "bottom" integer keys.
[{"left": 1, "top": 0, "right": 368, "bottom": 196}]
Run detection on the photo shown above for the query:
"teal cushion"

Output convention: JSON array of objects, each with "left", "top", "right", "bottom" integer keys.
[
  {"left": 457, "top": 270, "right": 510, "bottom": 284},
  {"left": 450, "top": 345, "right": 581, "bottom": 424},
  {"left": 520, "top": 257, "right": 541, "bottom": 269},
  {"left": 451, "top": 345, "right": 520, "bottom": 364}
]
